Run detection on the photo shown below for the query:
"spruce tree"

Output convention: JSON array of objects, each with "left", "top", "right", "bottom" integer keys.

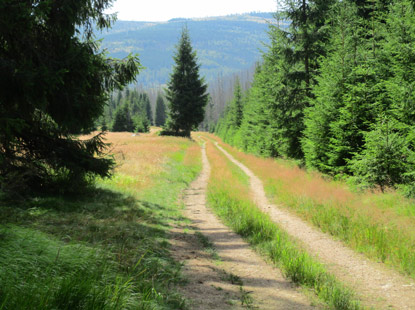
[
  {"left": 303, "top": 0, "right": 389, "bottom": 175},
  {"left": 303, "top": 1, "right": 362, "bottom": 172},
  {"left": 349, "top": 116, "right": 415, "bottom": 192},
  {"left": 112, "top": 104, "right": 134, "bottom": 132},
  {"left": 0, "top": 0, "right": 140, "bottom": 193},
  {"left": 236, "top": 64, "right": 279, "bottom": 157},
  {"left": 165, "top": 27, "right": 208, "bottom": 137},
  {"left": 145, "top": 100, "right": 153, "bottom": 125},
  {"left": 155, "top": 94, "right": 167, "bottom": 127},
  {"left": 234, "top": 1, "right": 335, "bottom": 159},
  {"left": 229, "top": 79, "right": 244, "bottom": 129},
  {"left": 215, "top": 79, "right": 245, "bottom": 144}
]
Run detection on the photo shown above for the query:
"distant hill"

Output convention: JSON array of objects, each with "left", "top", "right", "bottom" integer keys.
[{"left": 97, "top": 13, "right": 280, "bottom": 86}]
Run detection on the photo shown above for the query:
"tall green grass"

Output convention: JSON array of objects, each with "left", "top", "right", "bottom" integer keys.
[
  {"left": 0, "top": 137, "right": 201, "bottom": 310},
  {"left": 0, "top": 225, "right": 137, "bottom": 310},
  {"left": 205, "top": 141, "right": 361, "bottom": 310},
  {"left": 264, "top": 183, "right": 415, "bottom": 276}
]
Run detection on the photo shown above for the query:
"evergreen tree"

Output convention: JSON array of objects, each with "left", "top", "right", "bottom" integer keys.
[
  {"left": 0, "top": 0, "right": 140, "bottom": 193},
  {"left": 303, "top": 1, "right": 362, "bottom": 172},
  {"left": 236, "top": 64, "right": 279, "bottom": 156},
  {"left": 101, "top": 118, "right": 108, "bottom": 131},
  {"left": 164, "top": 27, "right": 208, "bottom": 137},
  {"left": 303, "top": 0, "right": 388, "bottom": 175},
  {"left": 383, "top": 0, "right": 415, "bottom": 127},
  {"left": 279, "top": 0, "right": 335, "bottom": 158},
  {"left": 155, "top": 94, "right": 167, "bottom": 127},
  {"left": 215, "top": 79, "right": 245, "bottom": 144},
  {"left": 116, "top": 91, "right": 123, "bottom": 106},
  {"left": 350, "top": 116, "right": 415, "bottom": 191},
  {"left": 112, "top": 104, "right": 134, "bottom": 132},
  {"left": 283, "top": 0, "right": 335, "bottom": 96},
  {"left": 133, "top": 115, "right": 150, "bottom": 133},
  {"left": 229, "top": 79, "right": 244, "bottom": 129},
  {"left": 145, "top": 99, "right": 153, "bottom": 125},
  {"left": 233, "top": 1, "right": 336, "bottom": 159},
  {"left": 105, "top": 88, "right": 152, "bottom": 133}
]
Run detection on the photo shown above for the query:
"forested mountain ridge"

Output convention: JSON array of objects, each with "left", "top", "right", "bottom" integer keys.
[{"left": 98, "top": 13, "right": 277, "bottom": 86}]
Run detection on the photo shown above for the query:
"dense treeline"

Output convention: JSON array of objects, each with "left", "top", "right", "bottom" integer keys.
[
  {"left": 216, "top": 0, "right": 415, "bottom": 195},
  {"left": 100, "top": 89, "right": 167, "bottom": 133}
]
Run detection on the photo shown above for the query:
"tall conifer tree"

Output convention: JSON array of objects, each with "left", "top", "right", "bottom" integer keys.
[{"left": 165, "top": 27, "right": 208, "bottom": 137}]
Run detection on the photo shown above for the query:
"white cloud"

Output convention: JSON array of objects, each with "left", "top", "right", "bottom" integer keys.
[{"left": 107, "top": 0, "right": 277, "bottom": 21}]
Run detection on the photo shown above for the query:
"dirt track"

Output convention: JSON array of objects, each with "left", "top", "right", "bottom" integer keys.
[
  {"left": 215, "top": 142, "right": 415, "bottom": 310},
  {"left": 170, "top": 143, "right": 317, "bottom": 309}
]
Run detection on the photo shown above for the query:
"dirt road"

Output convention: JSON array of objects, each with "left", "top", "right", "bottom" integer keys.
[
  {"left": 215, "top": 142, "right": 415, "bottom": 310},
  {"left": 170, "top": 143, "right": 317, "bottom": 309}
]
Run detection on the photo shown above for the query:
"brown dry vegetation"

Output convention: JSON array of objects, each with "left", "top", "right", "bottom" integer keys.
[{"left": 93, "top": 131, "right": 194, "bottom": 192}]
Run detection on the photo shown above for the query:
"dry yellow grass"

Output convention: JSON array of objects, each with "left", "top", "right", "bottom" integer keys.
[
  {"left": 205, "top": 139, "right": 250, "bottom": 200},
  {"left": 85, "top": 132, "right": 195, "bottom": 192}
]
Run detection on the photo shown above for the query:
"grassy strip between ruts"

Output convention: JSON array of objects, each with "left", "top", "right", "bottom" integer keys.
[
  {"left": 0, "top": 133, "right": 201, "bottom": 310},
  {"left": 204, "top": 133, "right": 415, "bottom": 279},
  {"left": 203, "top": 139, "right": 362, "bottom": 310}
]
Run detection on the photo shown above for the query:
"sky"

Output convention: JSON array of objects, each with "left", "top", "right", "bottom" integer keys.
[{"left": 106, "top": 0, "right": 277, "bottom": 22}]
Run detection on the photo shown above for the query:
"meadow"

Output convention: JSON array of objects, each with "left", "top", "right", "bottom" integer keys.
[
  {"left": 203, "top": 133, "right": 415, "bottom": 279},
  {"left": 0, "top": 132, "right": 201, "bottom": 310},
  {"left": 202, "top": 138, "right": 361, "bottom": 310}
]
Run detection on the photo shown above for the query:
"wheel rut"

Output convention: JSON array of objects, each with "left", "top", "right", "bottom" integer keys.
[
  {"left": 170, "top": 143, "right": 317, "bottom": 309},
  {"left": 214, "top": 142, "right": 415, "bottom": 310}
]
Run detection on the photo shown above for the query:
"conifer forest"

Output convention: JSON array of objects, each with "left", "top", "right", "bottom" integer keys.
[{"left": 216, "top": 0, "right": 415, "bottom": 195}]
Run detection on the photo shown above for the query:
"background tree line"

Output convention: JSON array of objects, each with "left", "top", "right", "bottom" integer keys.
[
  {"left": 100, "top": 89, "right": 167, "bottom": 133},
  {"left": 216, "top": 0, "right": 415, "bottom": 196}
]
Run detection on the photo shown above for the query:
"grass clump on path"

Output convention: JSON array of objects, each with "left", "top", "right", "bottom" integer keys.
[
  {"left": 0, "top": 132, "right": 202, "bottom": 310},
  {"left": 204, "top": 140, "right": 361, "bottom": 310}
]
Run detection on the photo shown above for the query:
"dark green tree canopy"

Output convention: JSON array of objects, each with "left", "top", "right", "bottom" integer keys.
[
  {"left": 112, "top": 104, "right": 134, "bottom": 132},
  {"left": 0, "top": 0, "right": 141, "bottom": 193},
  {"left": 104, "top": 89, "right": 151, "bottom": 133},
  {"left": 164, "top": 27, "right": 208, "bottom": 137},
  {"left": 155, "top": 94, "right": 167, "bottom": 127}
]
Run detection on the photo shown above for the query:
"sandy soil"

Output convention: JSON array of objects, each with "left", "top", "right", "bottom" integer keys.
[
  {"left": 170, "top": 144, "right": 317, "bottom": 309},
  {"left": 215, "top": 142, "right": 415, "bottom": 310}
]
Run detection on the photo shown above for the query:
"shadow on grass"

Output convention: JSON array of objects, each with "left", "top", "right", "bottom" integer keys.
[
  {"left": 0, "top": 186, "right": 189, "bottom": 309},
  {"left": 0, "top": 187, "right": 180, "bottom": 267}
]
